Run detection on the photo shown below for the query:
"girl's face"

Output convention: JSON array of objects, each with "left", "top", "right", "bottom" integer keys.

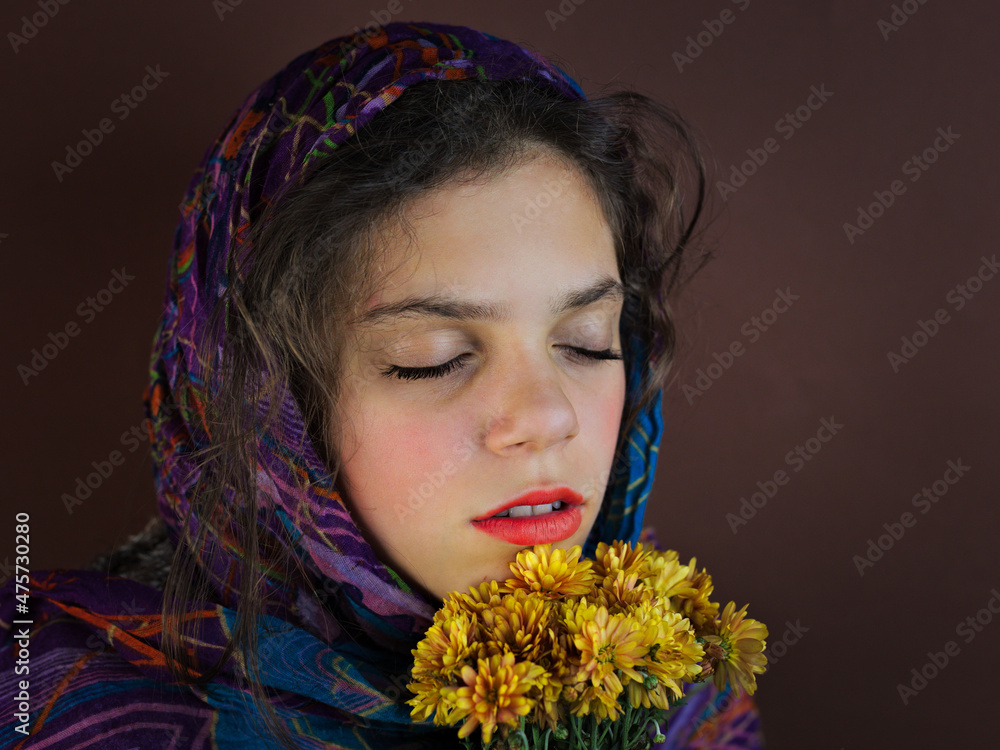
[{"left": 330, "top": 149, "right": 627, "bottom": 601}]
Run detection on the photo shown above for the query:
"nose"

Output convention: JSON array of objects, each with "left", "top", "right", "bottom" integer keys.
[{"left": 484, "top": 348, "right": 580, "bottom": 455}]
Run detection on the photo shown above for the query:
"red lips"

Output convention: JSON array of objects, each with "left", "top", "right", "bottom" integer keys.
[
  {"left": 471, "top": 487, "right": 584, "bottom": 545},
  {"left": 473, "top": 487, "right": 584, "bottom": 521}
]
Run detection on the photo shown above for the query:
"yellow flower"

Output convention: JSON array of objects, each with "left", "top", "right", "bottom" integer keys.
[
  {"left": 461, "top": 580, "right": 504, "bottom": 612},
  {"left": 503, "top": 544, "right": 597, "bottom": 599},
  {"left": 533, "top": 620, "right": 575, "bottom": 685},
  {"left": 633, "top": 607, "right": 704, "bottom": 701},
  {"left": 625, "top": 678, "right": 672, "bottom": 711},
  {"left": 567, "top": 603, "right": 646, "bottom": 706},
  {"left": 598, "top": 568, "right": 657, "bottom": 613},
  {"left": 407, "top": 673, "right": 449, "bottom": 723},
  {"left": 444, "top": 652, "right": 546, "bottom": 745},
  {"left": 480, "top": 589, "right": 554, "bottom": 663},
  {"left": 643, "top": 550, "right": 696, "bottom": 599},
  {"left": 530, "top": 670, "right": 566, "bottom": 732},
  {"left": 643, "top": 552, "right": 719, "bottom": 631},
  {"left": 569, "top": 681, "right": 627, "bottom": 721},
  {"left": 592, "top": 540, "right": 650, "bottom": 580},
  {"left": 703, "top": 601, "right": 768, "bottom": 697},
  {"left": 411, "top": 612, "right": 479, "bottom": 683},
  {"left": 411, "top": 540, "right": 767, "bottom": 741},
  {"left": 676, "top": 557, "right": 720, "bottom": 631}
]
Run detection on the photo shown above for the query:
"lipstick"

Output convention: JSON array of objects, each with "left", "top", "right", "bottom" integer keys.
[{"left": 471, "top": 487, "right": 584, "bottom": 545}]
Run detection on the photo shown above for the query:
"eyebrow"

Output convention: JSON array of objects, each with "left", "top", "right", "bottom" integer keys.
[{"left": 355, "top": 273, "right": 625, "bottom": 328}]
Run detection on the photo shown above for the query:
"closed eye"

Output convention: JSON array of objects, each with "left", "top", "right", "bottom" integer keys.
[{"left": 379, "top": 346, "right": 623, "bottom": 381}]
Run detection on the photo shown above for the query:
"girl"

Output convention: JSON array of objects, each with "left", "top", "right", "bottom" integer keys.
[{"left": 0, "top": 21, "right": 762, "bottom": 749}]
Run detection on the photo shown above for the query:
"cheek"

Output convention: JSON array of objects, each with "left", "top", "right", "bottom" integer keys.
[
  {"left": 596, "top": 370, "right": 627, "bottom": 448},
  {"left": 353, "top": 408, "right": 463, "bottom": 507},
  {"left": 573, "top": 372, "right": 626, "bottom": 504},
  {"left": 393, "top": 411, "right": 463, "bottom": 468}
]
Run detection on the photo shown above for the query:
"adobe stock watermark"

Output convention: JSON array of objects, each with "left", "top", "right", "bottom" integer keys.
[
  {"left": 7, "top": 0, "right": 72, "bottom": 54},
  {"left": 726, "top": 416, "right": 844, "bottom": 534},
  {"left": 877, "top": 0, "right": 930, "bottom": 40},
  {"left": 672, "top": 0, "right": 751, "bottom": 73},
  {"left": 852, "top": 458, "right": 969, "bottom": 576},
  {"left": 763, "top": 618, "right": 808, "bottom": 668},
  {"left": 896, "top": 586, "right": 999, "bottom": 706},
  {"left": 212, "top": 0, "right": 247, "bottom": 20},
  {"left": 394, "top": 433, "right": 480, "bottom": 521},
  {"left": 691, "top": 616, "right": 806, "bottom": 731},
  {"left": 17, "top": 268, "right": 135, "bottom": 386},
  {"left": 886, "top": 254, "right": 997, "bottom": 373},
  {"left": 51, "top": 64, "right": 170, "bottom": 182},
  {"left": 842, "top": 125, "right": 959, "bottom": 244},
  {"left": 546, "top": 0, "right": 588, "bottom": 31},
  {"left": 716, "top": 84, "right": 833, "bottom": 201},
  {"left": 61, "top": 416, "right": 156, "bottom": 515},
  {"left": 682, "top": 287, "right": 799, "bottom": 405}
]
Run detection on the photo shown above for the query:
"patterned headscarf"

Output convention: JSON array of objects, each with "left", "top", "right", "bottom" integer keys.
[
  {"left": 146, "top": 18, "right": 663, "bottom": 633},
  {"left": 0, "top": 22, "right": 696, "bottom": 750}
]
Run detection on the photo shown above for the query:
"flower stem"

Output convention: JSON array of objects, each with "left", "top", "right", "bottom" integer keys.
[
  {"left": 645, "top": 718, "right": 666, "bottom": 746},
  {"left": 622, "top": 700, "right": 634, "bottom": 750},
  {"left": 597, "top": 717, "right": 612, "bottom": 747}
]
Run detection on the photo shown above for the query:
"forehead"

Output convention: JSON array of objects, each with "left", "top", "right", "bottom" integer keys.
[{"left": 355, "top": 152, "right": 620, "bottom": 327}]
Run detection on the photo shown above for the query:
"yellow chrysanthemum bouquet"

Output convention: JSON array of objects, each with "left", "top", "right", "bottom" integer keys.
[{"left": 407, "top": 541, "right": 768, "bottom": 749}]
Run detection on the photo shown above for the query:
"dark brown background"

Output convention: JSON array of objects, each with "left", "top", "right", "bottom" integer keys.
[{"left": 2, "top": 1, "right": 997, "bottom": 747}]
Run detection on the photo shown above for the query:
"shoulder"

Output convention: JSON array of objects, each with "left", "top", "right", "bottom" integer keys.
[{"left": 0, "top": 573, "right": 215, "bottom": 748}]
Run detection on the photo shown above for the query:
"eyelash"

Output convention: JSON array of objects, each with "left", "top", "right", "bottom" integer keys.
[{"left": 380, "top": 347, "right": 624, "bottom": 381}]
